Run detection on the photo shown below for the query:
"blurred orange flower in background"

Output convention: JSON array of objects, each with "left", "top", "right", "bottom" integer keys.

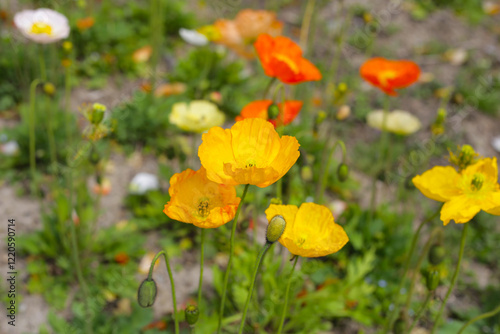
[
  {"left": 236, "top": 100, "right": 303, "bottom": 127},
  {"left": 198, "top": 118, "right": 300, "bottom": 187},
  {"left": 255, "top": 34, "right": 322, "bottom": 84},
  {"left": 360, "top": 57, "right": 420, "bottom": 96},
  {"left": 132, "top": 45, "right": 152, "bottom": 64},
  {"left": 76, "top": 16, "right": 95, "bottom": 31},
  {"left": 163, "top": 167, "right": 241, "bottom": 228},
  {"left": 213, "top": 9, "right": 282, "bottom": 58}
]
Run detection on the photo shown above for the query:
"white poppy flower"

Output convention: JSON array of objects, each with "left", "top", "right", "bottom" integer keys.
[
  {"left": 129, "top": 172, "right": 159, "bottom": 195},
  {"left": 367, "top": 110, "right": 421, "bottom": 135},
  {"left": 14, "top": 8, "right": 69, "bottom": 44},
  {"left": 179, "top": 28, "right": 208, "bottom": 46},
  {"left": 1, "top": 141, "right": 19, "bottom": 156}
]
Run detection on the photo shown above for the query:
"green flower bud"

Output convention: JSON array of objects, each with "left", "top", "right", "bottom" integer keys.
[
  {"left": 137, "top": 278, "right": 157, "bottom": 308},
  {"left": 89, "top": 147, "right": 100, "bottom": 166},
  {"left": 90, "top": 103, "right": 106, "bottom": 125},
  {"left": 337, "top": 163, "right": 349, "bottom": 182},
  {"left": 428, "top": 244, "right": 446, "bottom": 266},
  {"left": 425, "top": 269, "right": 440, "bottom": 291},
  {"left": 185, "top": 305, "right": 199, "bottom": 325},
  {"left": 266, "top": 215, "right": 286, "bottom": 243},
  {"left": 267, "top": 104, "right": 280, "bottom": 120},
  {"left": 43, "top": 82, "right": 56, "bottom": 96}
]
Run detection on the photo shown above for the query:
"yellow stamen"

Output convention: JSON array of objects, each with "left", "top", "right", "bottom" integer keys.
[
  {"left": 31, "top": 22, "right": 52, "bottom": 35},
  {"left": 377, "top": 70, "right": 397, "bottom": 86},
  {"left": 197, "top": 199, "right": 210, "bottom": 218}
]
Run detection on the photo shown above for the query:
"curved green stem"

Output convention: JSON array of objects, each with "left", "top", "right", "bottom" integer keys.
[
  {"left": 29, "top": 79, "right": 41, "bottom": 195},
  {"left": 408, "top": 291, "right": 432, "bottom": 333},
  {"left": 64, "top": 62, "right": 72, "bottom": 145},
  {"left": 46, "top": 98, "right": 57, "bottom": 166},
  {"left": 317, "top": 140, "right": 347, "bottom": 203},
  {"left": 198, "top": 228, "right": 205, "bottom": 307},
  {"left": 404, "top": 227, "right": 442, "bottom": 312},
  {"left": 385, "top": 208, "right": 440, "bottom": 333},
  {"left": 457, "top": 304, "right": 500, "bottom": 334},
  {"left": 238, "top": 242, "right": 272, "bottom": 334},
  {"left": 431, "top": 223, "right": 469, "bottom": 334},
  {"left": 277, "top": 256, "right": 299, "bottom": 334},
  {"left": 217, "top": 184, "right": 250, "bottom": 334},
  {"left": 148, "top": 250, "right": 180, "bottom": 334},
  {"left": 299, "top": 0, "right": 316, "bottom": 52},
  {"left": 263, "top": 77, "right": 277, "bottom": 99}
]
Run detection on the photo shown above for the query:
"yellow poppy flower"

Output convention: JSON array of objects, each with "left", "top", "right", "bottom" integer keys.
[
  {"left": 265, "top": 203, "right": 349, "bottom": 257},
  {"left": 412, "top": 157, "right": 500, "bottom": 225},
  {"left": 163, "top": 167, "right": 241, "bottom": 228},
  {"left": 198, "top": 118, "right": 300, "bottom": 188}
]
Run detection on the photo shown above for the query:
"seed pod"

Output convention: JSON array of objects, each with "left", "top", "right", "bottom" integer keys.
[
  {"left": 266, "top": 215, "right": 286, "bottom": 243},
  {"left": 428, "top": 244, "right": 445, "bottom": 266},
  {"left": 425, "top": 269, "right": 440, "bottom": 291},
  {"left": 137, "top": 278, "right": 157, "bottom": 308},
  {"left": 337, "top": 163, "right": 349, "bottom": 182},
  {"left": 185, "top": 305, "right": 199, "bottom": 325}
]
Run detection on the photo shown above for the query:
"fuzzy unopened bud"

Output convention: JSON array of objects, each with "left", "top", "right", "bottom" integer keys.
[
  {"left": 266, "top": 215, "right": 286, "bottom": 243},
  {"left": 43, "top": 82, "right": 56, "bottom": 96},
  {"left": 137, "top": 279, "right": 157, "bottom": 308},
  {"left": 337, "top": 163, "right": 349, "bottom": 182},
  {"left": 425, "top": 269, "right": 440, "bottom": 291},
  {"left": 268, "top": 104, "right": 280, "bottom": 120},
  {"left": 91, "top": 103, "right": 106, "bottom": 125},
  {"left": 185, "top": 305, "right": 199, "bottom": 325}
]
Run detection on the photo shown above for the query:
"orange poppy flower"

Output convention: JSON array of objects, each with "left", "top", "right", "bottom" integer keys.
[
  {"left": 360, "top": 57, "right": 420, "bottom": 96},
  {"left": 114, "top": 252, "right": 130, "bottom": 265},
  {"left": 76, "top": 17, "right": 95, "bottom": 31},
  {"left": 163, "top": 167, "right": 241, "bottom": 228},
  {"left": 198, "top": 118, "right": 300, "bottom": 187},
  {"left": 235, "top": 100, "right": 303, "bottom": 127},
  {"left": 254, "top": 34, "right": 322, "bottom": 84}
]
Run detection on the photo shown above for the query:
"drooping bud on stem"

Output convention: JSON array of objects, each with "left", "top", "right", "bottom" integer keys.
[
  {"left": 137, "top": 278, "right": 157, "bottom": 308},
  {"left": 266, "top": 215, "right": 286, "bottom": 244},
  {"left": 337, "top": 163, "right": 349, "bottom": 182},
  {"left": 425, "top": 269, "right": 440, "bottom": 291},
  {"left": 428, "top": 244, "right": 445, "bottom": 266}
]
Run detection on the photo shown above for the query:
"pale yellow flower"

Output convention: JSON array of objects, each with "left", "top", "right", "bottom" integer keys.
[
  {"left": 169, "top": 100, "right": 225, "bottom": 133},
  {"left": 367, "top": 109, "right": 421, "bottom": 135}
]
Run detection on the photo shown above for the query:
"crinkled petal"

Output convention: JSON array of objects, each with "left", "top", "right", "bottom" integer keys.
[
  {"left": 440, "top": 195, "right": 481, "bottom": 225},
  {"left": 199, "top": 127, "right": 236, "bottom": 185},
  {"left": 412, "top": 166, "right": 461, "bottom": 202},
  {"left": 268, "top": 135, "right": 300, "bottom": 183}
]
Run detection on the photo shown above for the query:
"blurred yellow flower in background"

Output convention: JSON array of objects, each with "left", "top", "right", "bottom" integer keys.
[
  {"left": 198, "top": 118, "right": 300, "bottom": 187},
  {"left": 169, "top": 100, "right": 225, "bottom": 133},
  {"left": 367, "top": 110, "right": 421, "bottom": 135},
  {"left": 413, "top": 157, "right": 500, "bottom": 225},
  {"left": 163, "top": 167, "right": 241, "bottom": 228},
  {"left": 265, "top": 202, "right": 349, "bottom": 257}
]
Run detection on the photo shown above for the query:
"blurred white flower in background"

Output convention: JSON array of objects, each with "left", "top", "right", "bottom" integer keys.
[
  {"left": 14, "top": 8, "right": 69, "bottom": 44},
  {"left": 179, "top": 28, "right": 208, "bottom": 46},
  {"left": 0, "top": 141, "right": 19, "bottom": 156},
  {"left": 129, "top": 172, "right": 159, "bottom": 195}
]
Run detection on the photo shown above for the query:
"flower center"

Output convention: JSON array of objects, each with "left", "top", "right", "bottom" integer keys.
[
  {"left": 378, "top": 70, "right": 397, "bottom": 86},
  {"left": 31, "top": 22, "right": 52, "bottom": 35},
  {"left": 197, "top": 199, "right": 210, "bottom": 218},
  {"left": 296, "top": 235, "right": 307, "bottom": 247},
  {"left": 470, "top": 173, "right": 485, "bottom": 191},
  {"left": 274, "top": 53, "right": 299, "bottom": 74},
  {"left": 245, "top": 159, "right": 257, "bottom": 168}
]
